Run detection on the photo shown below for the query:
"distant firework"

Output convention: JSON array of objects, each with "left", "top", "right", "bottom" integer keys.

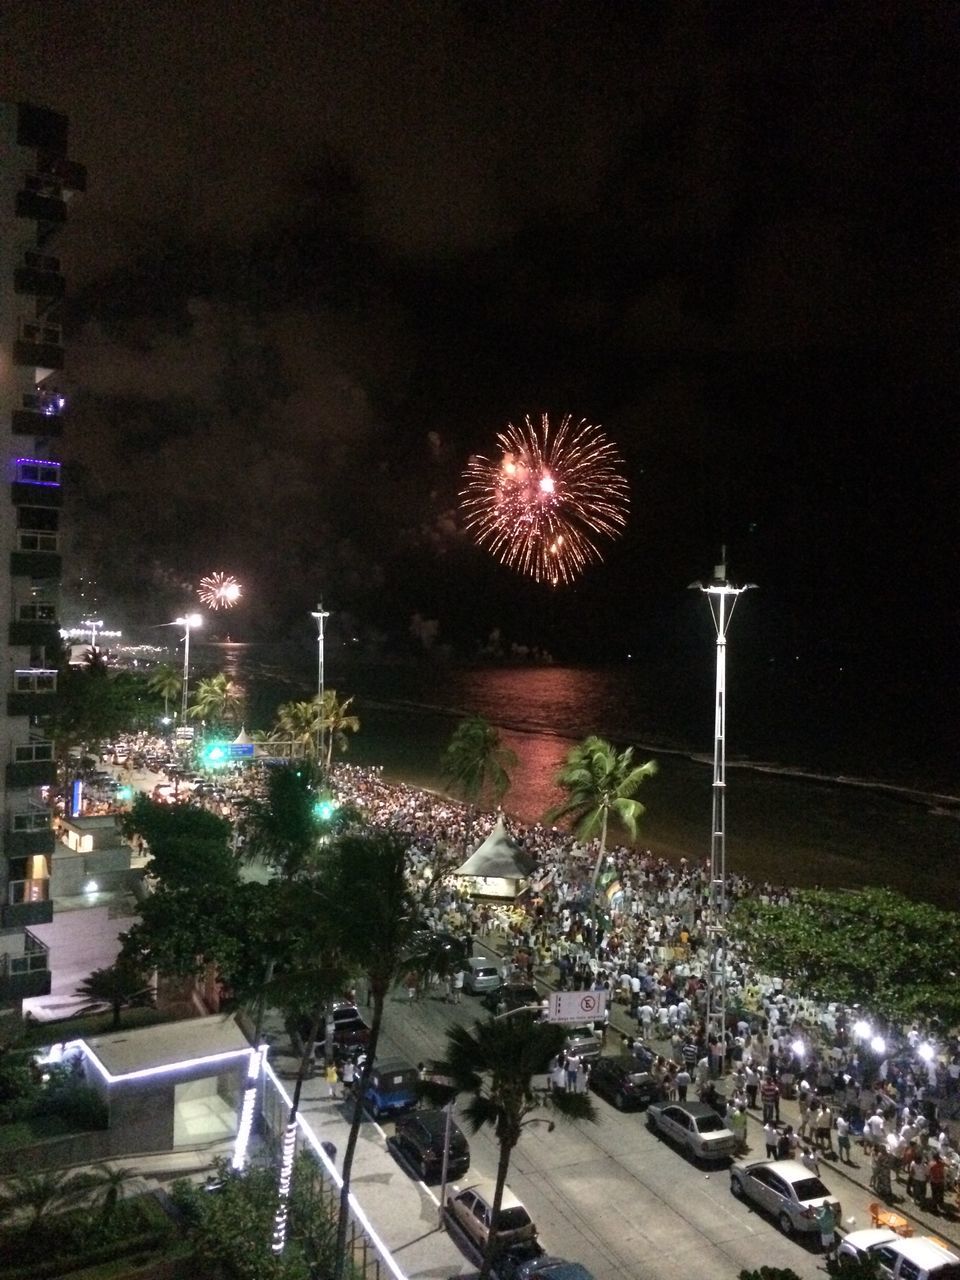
[
  {"left": 198, "top": 573, "right": 243, "bottom": 610},
  {"left": 461, "top": 414, "right": 629, "bottom": 584}
]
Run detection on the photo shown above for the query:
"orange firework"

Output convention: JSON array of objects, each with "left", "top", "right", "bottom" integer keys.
[{"left": 461, "top": 414, "right": 629, "bottom": 584}]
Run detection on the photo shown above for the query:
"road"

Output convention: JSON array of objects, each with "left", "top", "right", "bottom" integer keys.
[{"left": 370, "top": 967, "right": 862, "bottom": 1280}]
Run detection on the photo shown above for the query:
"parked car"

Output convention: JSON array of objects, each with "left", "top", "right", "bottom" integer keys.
[
  {"left": 497, "top": 1251, "right": 595, "bottom": 1280},
  {"left": 327, "top": 1003, "right": 371, "bottom": 1049},
  {"left": 463, "top": 957, "right": 502, "bottom": 995},
  {"left": 483, "top": 983, "right": 542, "bottom": 1016},
  {"left": 729, "top": 1157, "right": 841, "bottom": 1238},
  {"left": 838, "top": 1230, "right": 960, "bottom": 1280},
  {"left": 445, "top": 1181, "right": 537, "bottom": 1255},
  {"left": 392, "top": 1108, "right": 470, "bottom": 1182},
  {"left": 646, "top": 1100, "right": 737, "bottom": 1162},
  {"left": 361, "top": 1059, "right": 420, "bottom": 1119},
  {"left": 589, "top": 1055, "right": 658, "bottom": 1110},
  {"left": 562, "top": 1026, "right": 601, "bottom": 1064}
]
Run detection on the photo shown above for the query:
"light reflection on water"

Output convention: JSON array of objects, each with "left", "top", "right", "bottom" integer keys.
[{"left": 184, "top": 644, "right": 958, "bottom": 904}]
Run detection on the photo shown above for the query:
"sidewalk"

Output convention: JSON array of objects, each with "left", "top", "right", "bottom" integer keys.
[{"left": 477, "top": 930, "right": 960, "bottom": 1252}]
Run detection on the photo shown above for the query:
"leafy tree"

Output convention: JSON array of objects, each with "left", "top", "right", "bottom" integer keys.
[
  {"left": 47, "top": 663, "right": 145, "bottom": 759},
  {"left": 240, "top": 762, "right": 322, "bottom": 878},
  {"left": 188, "top": 672, "right": 245, "bottom": 726},
  {"left": 75, "top": 960, "right": 155, "bottom": 1030},
  {"left": 546, "top": 735, "right": 657, "bottom": 933},
  {"left": 146, "top": 663, "right": 182, "bottom": 718},
  {"left": 122, "top": 794, "right": 237, "bottom": 890},
  {"left": 328, "top": 829, "right": 423, "bottom": 1280},
  {"left": 429, "top": 1012, "right": 596, "bottom": 1280},
  {"left": 441, "top": 715, "right": 517, "bottom": 815},
  {"left": 731, "top": 887, "right": 960, "bottom": 1029}
]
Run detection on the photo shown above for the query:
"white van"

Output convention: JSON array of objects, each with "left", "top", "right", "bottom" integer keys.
[
  {"left": 838, "top": 1229, "right": 960, "bottom": 1280},
  {"left": 462, "top": 958, "right": 501, "bottom": 995}
]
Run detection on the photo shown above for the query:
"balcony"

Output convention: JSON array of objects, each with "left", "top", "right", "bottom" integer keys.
[
  {"left": 9, "top": 619, "right": 59, "bottom": 648},
  {"left": 13, "top": 320, "right": 64, "bottom": 375},
  {"left": 36, "top": 152, "right": 87, "bottom": 193},
  {"left": 15, "top": 265, "right": 65, "bottom": 300},
  {"left": 12, "top": 391, "right": 66, "bottom": 438},
  {"left": 17, "top": 104, "right": 69, "bottom": 154},
  {"left": 0, "top": 928, "right": 51, "bottom": 1000},
  {"left": 8, "top": 669, "right": 57, "bottom": 718},
  {"left": 6, "top": 827, "right": 54, "bottom": 859},
  {"left": 10, "top": 550, "right": 62, "bottom": 579},
  {"left": 11, "top": 457, "right": 63, "bottom": 509},
  {"left": 15, "top": 189, "right": 67, "bottom": 225},
  {"left": 6, "top": 758, "right": 57, "bottom": 788}
]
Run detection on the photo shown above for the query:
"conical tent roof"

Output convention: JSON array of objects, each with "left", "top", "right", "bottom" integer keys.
[
  {"left": 232, "top": 726, "right": 254, "bottom": 745},
  {"left": 454, "top": 816, "right": 536, "bottom": 879}
]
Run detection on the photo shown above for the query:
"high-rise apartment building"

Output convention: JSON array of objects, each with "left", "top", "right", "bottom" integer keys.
[{"left": 0, "top": 102, "right": 85, "bottom": 1006}]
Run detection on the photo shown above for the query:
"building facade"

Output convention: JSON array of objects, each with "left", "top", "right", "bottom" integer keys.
[{"left": 0, "top": 102, "right": 85, "bottom": 1005}]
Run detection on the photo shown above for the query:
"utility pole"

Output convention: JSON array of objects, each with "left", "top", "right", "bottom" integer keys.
[{"left": 310, "top": 603, "right": 330, "bottom": 765}]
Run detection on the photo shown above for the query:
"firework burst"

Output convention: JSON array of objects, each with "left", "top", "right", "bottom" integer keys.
[
  {"left": 198, "top": 572, "right": 243, "bottom": 609},
  {"left": 461, "top": 414, "right": 629, "bottom": 584}
]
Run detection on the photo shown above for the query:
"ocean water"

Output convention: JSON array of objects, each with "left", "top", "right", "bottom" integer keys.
[{"left": 191, "top": 643, "right": 960, "bottom": 906}]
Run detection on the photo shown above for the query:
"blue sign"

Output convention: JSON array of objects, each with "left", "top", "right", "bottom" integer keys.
[{"left": 227, "top": 743, "right": 255, "bottom": 759}]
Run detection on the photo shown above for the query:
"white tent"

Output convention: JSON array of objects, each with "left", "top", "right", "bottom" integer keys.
[{"left": 454, "top": 816, "right": 535, "bottom": 899}]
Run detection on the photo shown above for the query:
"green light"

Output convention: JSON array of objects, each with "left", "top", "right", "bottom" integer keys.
[
  {"left": 117, "top": 786, "right": 134, "bottom": 801},
  {"left": 202, "top": 743, "right": 228, "bottom": 767},
  {"left": 313, "top": 798, "right": 336, "bottom": 822}
]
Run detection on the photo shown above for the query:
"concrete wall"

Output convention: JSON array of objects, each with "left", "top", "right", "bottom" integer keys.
[{"left": 51, "top": 844, "right": 131, "bottom": 897}]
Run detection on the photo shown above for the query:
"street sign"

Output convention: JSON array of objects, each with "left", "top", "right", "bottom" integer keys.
[
  {"left": 545, "top": 990, "right": 608, "bottom": 1024},
  {"left": 226, "top": 743, "right": 255, "bottom": 759},
  {"left": 175, "top": 726, "right": 194, "bottom": 742}
]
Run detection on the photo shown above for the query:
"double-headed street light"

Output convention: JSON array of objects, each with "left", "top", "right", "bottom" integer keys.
[
  {"left": 174, "top": 613, "right": 203, "bottom": 722},
  {"left": 689, "top": 550, "right": 756, "bottom": 1048}
]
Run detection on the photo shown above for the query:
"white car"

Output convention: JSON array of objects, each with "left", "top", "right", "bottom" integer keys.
[
  {"left": 729, "top": 1157, "right": 840, "bottom": 1237},
  {"left": 445, "top": 1181, "right": 537, "bottom": 1254},
  {"left": 839, "top": 1229, "right": 960, "bottom": 1280},
  {"left": 647, "top": 1101, "right": 738, "bottom": 1162}
]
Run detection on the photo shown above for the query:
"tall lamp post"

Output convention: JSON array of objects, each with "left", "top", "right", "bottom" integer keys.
[
  {"left": 310, "top": 603, "right": 330, "bottom": 765},
  {"left": 175, "top": 613, "right": 203, "bottom": 722},
  {"left": 80, "top": 617, "right": 103, "bottom": 650},
  {"left": 689, "top": 550, "right": 756, "bottom": 1048}
]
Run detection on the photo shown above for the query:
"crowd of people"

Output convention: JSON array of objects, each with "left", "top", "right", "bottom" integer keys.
[{"left": 101, "top": 739, "right": 960, "bottom": 1208}]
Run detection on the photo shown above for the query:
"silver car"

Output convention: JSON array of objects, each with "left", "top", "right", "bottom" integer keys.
[
  {"left": 646, "top": 1100, "right": 737, "bottom": 1162},
  {"left": 463, "top": 958, "right": 502, "bottom": 995},
  {"left": 729, "top": 1157, "right": 841, "bottom": 1237}
]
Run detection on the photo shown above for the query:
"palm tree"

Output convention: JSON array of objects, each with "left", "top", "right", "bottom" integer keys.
[
  {"left": 187, "top": 673, "right": 245, "bottom": 727},
  {"left": 430, "top": 1012, "right": 595, "bottom": 1280},
  {"left": 75, "top": 960, "right": 155, "bottom": 1030},
  {"left": 319, "top": 689, "right": 359, "bottom": 771},
  {"left": 330, "top": 829, "right": 421, "bottom": 1280},
  {"left": 546, "top": 735, "right": 657, "bottom": 936},
  {"left": 0, "top": 1169, "right": 89, "bottom": 1226},
  {"left": 146, "top": 664, "right": 182, "bottom": 719},
  {"left": 271, "top": 698, "right": 322, "bottom": 758},
  {"left": 441, "top": 715, "right": 518, "bottom": 851},
  {"left": 239, "top": 761, "right": 322, "bottom": 880},
  {"left": 81, "top": 1163, "right": 139, "bottom": 1222}
]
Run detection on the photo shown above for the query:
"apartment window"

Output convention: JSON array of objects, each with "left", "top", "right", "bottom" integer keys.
[
  {"left": 14, "top": 743, "right": 54, "bottom": 763},
  {"left": 18, "top": 319, "right": 62, "bottom": 347},
  {"left": 11, "top": 811, "right": 50, "bottom": 833}
]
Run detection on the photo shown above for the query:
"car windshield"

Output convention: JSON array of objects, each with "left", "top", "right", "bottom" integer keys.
[
  {"left": 793, "top": 1176, "right": 830, "bottom": 1201},
  {"left": 628, "top": 1073, "right": 650, "bottom": 1086},
  {"left": 496, "top": 1206, "right": 532, "bottom": 1231},
  {"left": 695, "top": 1115, "right": 726, "bottom": 1133}
]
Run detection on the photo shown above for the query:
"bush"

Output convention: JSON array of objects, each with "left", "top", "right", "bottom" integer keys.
[{"left": 0, "top": 1055, "right": 38, "bottom": 1123}]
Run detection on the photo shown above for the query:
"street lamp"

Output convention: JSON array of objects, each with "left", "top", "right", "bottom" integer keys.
[
  {"left": 689, "top": 549, "right": 756, "bottom": 1048},
  {"left": 310, "top": 602, "right": 330, "bottom": 765},
  {"left": 80, "top": 617, "right": 103, "bottom": 649},
  {"left": 174, "top": 613, "right": 203, "bottom": 722}
]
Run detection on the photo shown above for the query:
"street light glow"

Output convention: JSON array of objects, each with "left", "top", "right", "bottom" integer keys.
[
  {"left": 870, "top": 1035, "right": 886, "bottom": 1054},
  {"left": 918, "top": 1043, "right": 935, "bottom": 1062},
  {"left": 852, "top": 1019, "right": 871, "bottom": 1039}
]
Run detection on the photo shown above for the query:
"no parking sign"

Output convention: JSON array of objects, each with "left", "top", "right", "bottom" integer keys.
[{"left": 545, "top": 991, "right": 608, "bottom": 1024}]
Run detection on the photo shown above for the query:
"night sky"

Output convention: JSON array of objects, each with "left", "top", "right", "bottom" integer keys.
[{"left": 2, "top": 2, "right": 956, "bottom": 751}]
